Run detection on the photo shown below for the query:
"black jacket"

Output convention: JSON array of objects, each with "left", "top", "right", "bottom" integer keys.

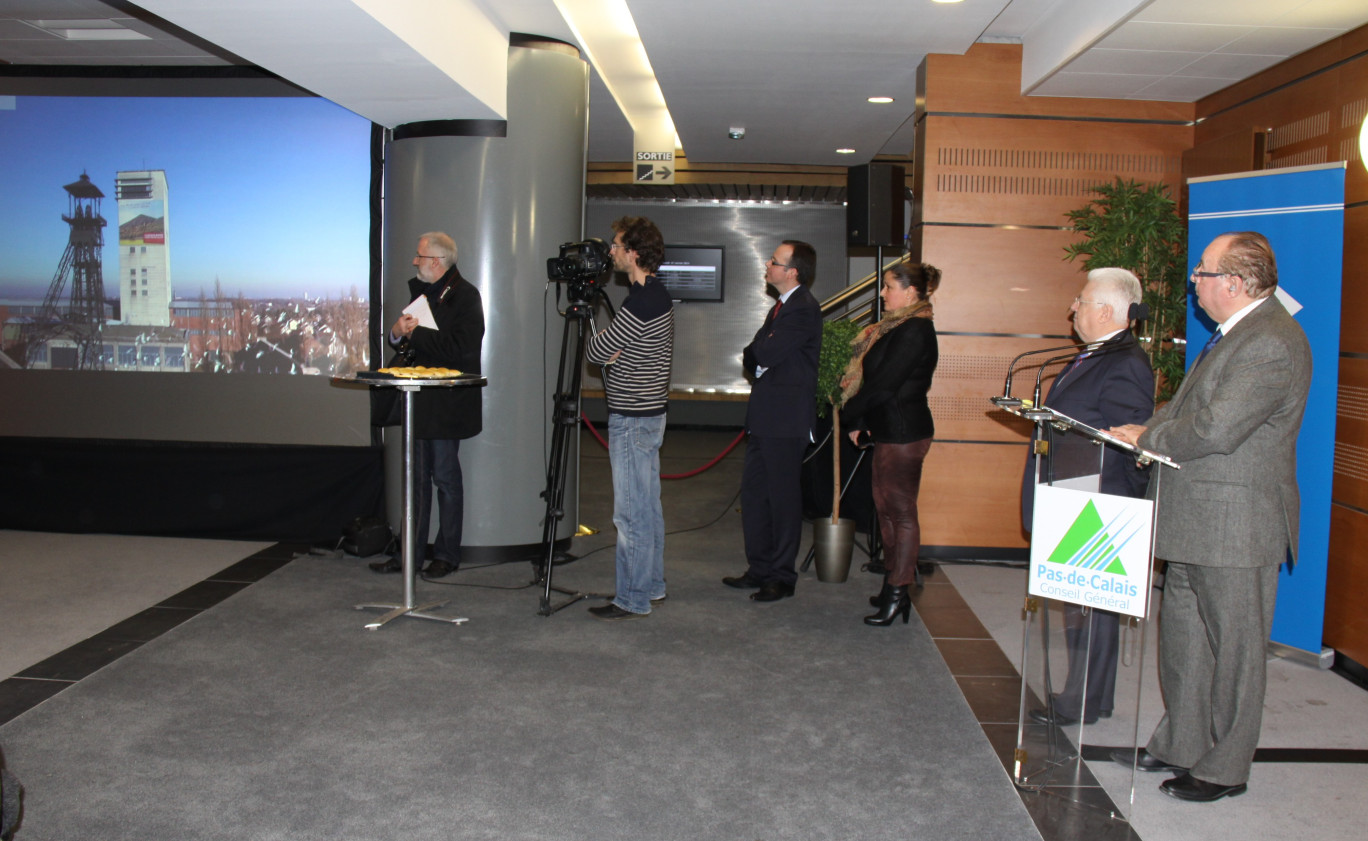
[
  {"left": 1019, "top": 329, "right": 1154, "bottom": 529},
  {"left": 840, "top": 316, "right": 937, "bottom": 444},
  {"left": 372, "top": 265, "right": 484, "bottom": 440},
  {"left": 743, "top": 283, "right": 823, "bottom": 438}
]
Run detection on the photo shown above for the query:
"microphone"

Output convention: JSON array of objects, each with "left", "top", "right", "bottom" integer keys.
[
  {"left": 1029, "top": 336, "right": 1135, "bottom": 406},
  {"left": 1001, "top": 342, "right": 1088, "bottom": 401},
  {"left": 1033, "top": 352, "right": 1084, "bottom": 408}
]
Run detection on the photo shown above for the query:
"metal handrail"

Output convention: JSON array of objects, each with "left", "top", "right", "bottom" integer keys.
[{"left": 820, "top": 253, "right": 910, "bottom": 323}]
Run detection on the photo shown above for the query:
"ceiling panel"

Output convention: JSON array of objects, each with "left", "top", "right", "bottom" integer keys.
[{"left": 1, "top": 0, "right": 1366, "bottom": 164}]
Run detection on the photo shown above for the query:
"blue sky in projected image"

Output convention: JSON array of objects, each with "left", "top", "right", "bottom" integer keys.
[{"left": 0, "top": 96, "right": 370, "bottom": 301}]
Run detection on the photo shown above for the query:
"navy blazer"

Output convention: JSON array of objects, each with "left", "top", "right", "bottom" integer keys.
[
  {"left": 743, "top": 283, "right": 823, "bottom": 438},
  {"left": 1021, "top": 330, "right": 1154, "bottom": 529}
]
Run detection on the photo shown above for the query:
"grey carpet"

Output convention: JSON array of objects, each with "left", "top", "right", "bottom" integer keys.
[{"left": 0, "top": 431, "right": 1040, "bottom": 841}]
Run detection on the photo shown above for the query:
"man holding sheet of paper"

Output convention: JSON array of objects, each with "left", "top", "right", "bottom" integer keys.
[{"left": 370, "top": 231, "right": 485, "bottom": 578}]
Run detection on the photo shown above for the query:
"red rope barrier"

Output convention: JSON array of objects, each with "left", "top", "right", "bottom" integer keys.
[{"left": 579, "top": 412, "right": 746, "bottom": 479}]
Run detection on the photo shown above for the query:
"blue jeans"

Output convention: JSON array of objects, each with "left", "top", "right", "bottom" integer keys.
[
  {"left": 414, "top": 438, "right": 463, "bottom": 566},
  {"left": 608, "top": 413, "right": 667, "bottom": 614}
]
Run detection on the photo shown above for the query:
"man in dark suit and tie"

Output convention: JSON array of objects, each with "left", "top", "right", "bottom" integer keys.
[
  {"left": 724, "top": 240, "right": 823, "bottom": 602},
  {"left": 1022, "top": 268, "right": 1154, "bottom": 726},
  {"left": 1109, "top": 231, "right": 1312, "bottom": 802}
]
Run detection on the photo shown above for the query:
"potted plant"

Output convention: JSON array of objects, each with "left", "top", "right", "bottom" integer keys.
[
  {"left": 812, "top": 318, "right": 862, "bottom": 582},
  {"left": 1063, "top": 177, "right": 1188, "bottom": 400}
]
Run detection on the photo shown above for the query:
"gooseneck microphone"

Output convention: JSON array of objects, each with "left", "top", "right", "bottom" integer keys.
[{"left": 1001, "top": 342, "right": 1095, "bottom": 400}]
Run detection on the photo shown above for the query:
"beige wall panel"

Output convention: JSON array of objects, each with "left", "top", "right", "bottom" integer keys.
[
  {"left": 1334, "top": 358, "right": 1368, "bottom": 511},
  {"left": 930, "top": 335, "right": 1075, "bottom": 442},
  {"left": 1326, "top": 505, "right": 1368, "bottom": 666},
  {"left": 1342, "top": 209, "right": 1368, "bottom": 355},
  {"left": 920, "top": 44, "right": 1192, "bottom": 124},
  {"left": 917, "top": 226, "right": 1091, "bottom": 335},
  {"left": 921, "top": 117, "right": 1189, "bottom": 226},
  {"left": 920, "top": 442, "right": 1029, "bottom": 548}
]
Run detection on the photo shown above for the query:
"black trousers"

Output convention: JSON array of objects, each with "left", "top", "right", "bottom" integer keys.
[{"left": 741, "top": 434, "right": 808, "bottom": 586}]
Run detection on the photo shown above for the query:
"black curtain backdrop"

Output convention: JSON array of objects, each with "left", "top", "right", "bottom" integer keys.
[{"left": 0, "top": 438, "right": 384, "bottom": 543}]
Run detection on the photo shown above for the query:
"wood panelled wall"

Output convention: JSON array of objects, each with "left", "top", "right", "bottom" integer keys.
[
  {"left": 1188, "top": 26, "right": 1368, "bottom": 666},
  {"left": 911, "top": 43, "right": 1193, "bottom": 553}
]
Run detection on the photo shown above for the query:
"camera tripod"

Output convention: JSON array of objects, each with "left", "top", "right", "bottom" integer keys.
[{"left": 536, "top": 290, "right": 614, "bottom": 615}]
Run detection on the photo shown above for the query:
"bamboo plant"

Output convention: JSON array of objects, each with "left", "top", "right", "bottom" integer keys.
[{"left": 1063, "top": 177, "right": 1188, "bottom": 401}]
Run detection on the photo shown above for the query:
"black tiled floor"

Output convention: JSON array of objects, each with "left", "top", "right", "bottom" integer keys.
[
  {"left": 0, "top": 543, "right": 297, "bottom": 725},
  {"left": 926, "top": 563, "right": 1133, "bottom": 841},
  {"left": 15, "top": 637, "right": 145, "bottom": 682},
  {"left": 210, "top": 555, "right": 295, "bottom": 583},
  {"left": 0, "top": 678, "right": 70, "bottom": 726},
  {"left": 90, "top": 606, "right": 199, "bottom": 642},
  {"left": 154, "top": 579, "right": 250, "bottom": 610}
]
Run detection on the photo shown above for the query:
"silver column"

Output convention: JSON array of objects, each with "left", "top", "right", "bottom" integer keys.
[{"left": 382, "top": 37, "right": 588, "bottom": 559}]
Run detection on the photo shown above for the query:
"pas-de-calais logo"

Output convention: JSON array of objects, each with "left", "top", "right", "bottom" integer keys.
[{"left": 1047, "top": 500, "right": 1144, "bottom": 575}]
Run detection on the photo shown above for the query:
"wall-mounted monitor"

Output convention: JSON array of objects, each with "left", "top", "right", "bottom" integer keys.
[{"left": 656, "top": 245, "right": 724, "bottom": 302}]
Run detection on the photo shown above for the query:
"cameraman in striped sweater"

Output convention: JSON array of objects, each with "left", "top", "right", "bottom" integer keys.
[{"left": 585, "top": 216, "right": 675, "bottom": 620}]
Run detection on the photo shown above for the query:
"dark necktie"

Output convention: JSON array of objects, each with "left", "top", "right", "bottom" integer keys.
[
  {"left": 1055, "top": 351, "right": 1089, "bottom": 387},
  {"left": 1193, "top": 329, "right": 1223, "bottom": 368},
  {"left": 770, "top": 299, "right": 783, "bottom": 321}
]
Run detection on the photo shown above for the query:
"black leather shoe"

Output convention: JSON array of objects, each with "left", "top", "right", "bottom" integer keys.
[
  {"left": 1160, "top": 772, "right": 1246, "bottom": 802},
  {"left": 423, "top": 560, "right": 458, "bottom": 579},
  {"left": 1110, "top": 748, "right": 1188, "bottom": 773},
  {"left": 588, "top": 604, "right": 645, "bottom": 621},
  {"left": 864, "top": 585, "right": 910, "bottom": 626},
  {"left": 1028, "top": 706, "right": 1103, "bottom": 726},
  {"left": 723, "top": 571, "right": 765, "bottom": 589},
  {"left": 868, "top": 580, "right": 894, "bottom": 608},
  {"left": 750, "top": 581, "right": 795, "bottom": 602},
  {"left": 368, "top": 557, "right": 403, "bottom": 574}
]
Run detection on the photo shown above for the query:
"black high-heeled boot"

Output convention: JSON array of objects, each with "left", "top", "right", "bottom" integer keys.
[
  {"left": 868, "top": 579, "right": 893, "bottom": 608},
  {"left": 864, "top": 585, "right": 911, "bottom": 626}
]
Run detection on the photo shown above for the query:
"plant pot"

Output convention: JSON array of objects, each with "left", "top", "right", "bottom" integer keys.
[{"left": 813, "top": 517, "right": 856, "bottom": 583}]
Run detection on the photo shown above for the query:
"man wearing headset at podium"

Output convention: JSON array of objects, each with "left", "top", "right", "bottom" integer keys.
[
  {"left": 1109, "top": 231, "right": 1311, "bottom": 803},
  {"left": 1022, "top": 267, "right": 1154, "bottom": 727}
]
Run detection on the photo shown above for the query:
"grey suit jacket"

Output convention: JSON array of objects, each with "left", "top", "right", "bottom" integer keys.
[{"left": 1139, "top": 296, "right": 1311, "bottom": 569}]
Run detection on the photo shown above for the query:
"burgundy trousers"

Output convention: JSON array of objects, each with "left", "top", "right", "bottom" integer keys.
[{"left": 871, "top": 438, "right": 932, "bottom": 587}]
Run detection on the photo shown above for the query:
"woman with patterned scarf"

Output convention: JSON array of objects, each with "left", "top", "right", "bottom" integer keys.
[{"left": 838, "top": 261, "right": 941, "bottom": 626}]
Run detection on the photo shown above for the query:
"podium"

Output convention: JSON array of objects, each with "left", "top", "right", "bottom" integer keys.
[
  {"left": 335, "top": 374, "right": 486, "bottom": 630},
  {"left": 992, "top": 395, "right": 1176, "bottom": 820}
]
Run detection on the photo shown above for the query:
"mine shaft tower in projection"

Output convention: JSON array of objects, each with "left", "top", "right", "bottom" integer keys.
[
  {"left": 38, "top": 172, "right": 108, "bottom": 368},
  {"left": 116, "top": 170, "right": 171, "bottom": 327}
]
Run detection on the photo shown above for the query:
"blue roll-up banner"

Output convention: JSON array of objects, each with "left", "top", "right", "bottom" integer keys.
[{"left": 1187, "top": 163, "right": 1345, "bottom": 657}]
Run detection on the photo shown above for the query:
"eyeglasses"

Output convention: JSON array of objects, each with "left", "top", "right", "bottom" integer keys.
[
  {"left": 609, "top": 242, "right": 623, "bottom": 251},
  {"left": 768, "top": 258, "right": 793, "bottom": 269},
  {"left": 1190, "top": 265, "right": 1226, "bottom": 283},
  {"left": 415, "top": 254, "right": 441, "bottom": 260},
  {"left": 1073, "top": 298, "right": 1106, "bottom": 308}
]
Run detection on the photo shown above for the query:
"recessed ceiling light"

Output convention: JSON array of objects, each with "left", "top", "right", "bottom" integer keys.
[
  {"left": 24, "top": 19, "right": 150, "bottom": 41},
  {"left": 931, "top": 0, "right": 964, "bottom": 4},
  {"left": 867, "top": 96, "right": 894, "bottom": 104},
  {"left": 835, "top": 148, "right": 856, "bottom": 155}
]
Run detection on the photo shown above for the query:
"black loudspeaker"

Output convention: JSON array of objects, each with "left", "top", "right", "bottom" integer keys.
[{"left": 846, "top": 163, "right": 906, "bottom": 247}]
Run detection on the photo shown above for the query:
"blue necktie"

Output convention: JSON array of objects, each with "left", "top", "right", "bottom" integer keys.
[{"left": 1194, "top": 329, "right": 1222, "bottom": 368}]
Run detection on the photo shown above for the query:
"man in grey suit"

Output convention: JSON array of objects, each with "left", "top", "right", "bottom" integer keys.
[{"left": 1109, "top": 231, "right": 1311, "bottom": 802}]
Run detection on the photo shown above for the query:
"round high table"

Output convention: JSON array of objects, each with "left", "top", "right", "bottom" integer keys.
[{"left": 333, "top": 373, "right": 487, "bottom": 630}]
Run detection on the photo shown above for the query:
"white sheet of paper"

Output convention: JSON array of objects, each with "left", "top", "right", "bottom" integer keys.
[{"left": 403, "top": 294, "right": 438, "bottom": 330}]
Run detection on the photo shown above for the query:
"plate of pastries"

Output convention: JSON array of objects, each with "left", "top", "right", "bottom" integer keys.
[{"left": 374, "top": 366, "right": 465, "bottom": 379}]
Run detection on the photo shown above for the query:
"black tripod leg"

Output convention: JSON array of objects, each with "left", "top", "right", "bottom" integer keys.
[{"left": 537, "top": 306, "right": 594, "bottom": 615}]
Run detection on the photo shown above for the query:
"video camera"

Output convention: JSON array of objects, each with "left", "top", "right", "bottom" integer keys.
[{"left": 546, "top": 238, "right": 612, "bottom": 304}]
